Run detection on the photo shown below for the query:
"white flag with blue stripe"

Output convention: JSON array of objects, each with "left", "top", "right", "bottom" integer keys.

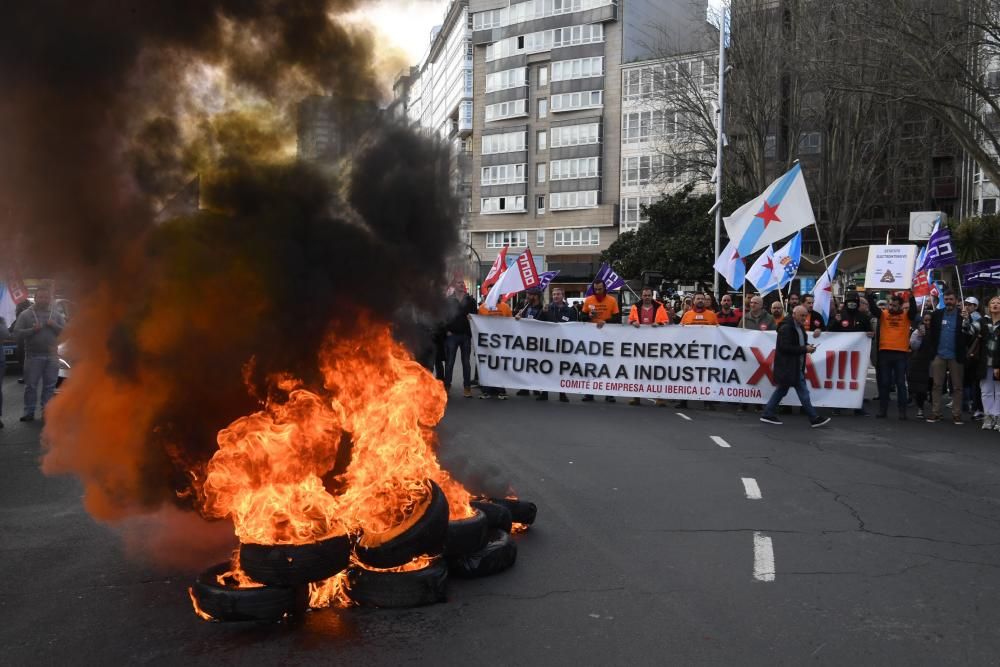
[{"left": 723, "top": 164, "right": 816, "bottom": 257}]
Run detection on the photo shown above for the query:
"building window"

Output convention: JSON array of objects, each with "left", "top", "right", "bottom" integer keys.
[
  {"left": 551, "top": 57, "right": 604, "bottom": 82},
  {"left": 536, "top": 228, "right": 545, "bottom": 244},
  {"left": 482, "top": 130, "right": 527, "bottom": 155},
  {"left": 538, "top": 98, "right": 548, "bottom": 119},
  {"left": 485, "top": 99, "right": 528, "bottom": 122},
  {"left": 553, "top": 227, "right": 600, "bottom": 245},
  {"left": 621, "top": 196, "right": 654, "bottom": 231},
  {"left": 984, "top": 198, "right": 998, "bottom": 216},
  {"left": 485, "top": 67, "right": 528, "bottom": 93},
  {"left": 481, "top": 163, "right": 527, "bottom": 185},
  {"left": 485, "top": 24, "right": 604, "bottom": 62},
  {"left": 538, "top": 66, "right": 548, "bottom": 87},
  {"left": 550, "top": 191, "right": 598, "bottom": 210},
  {"left": 537, "top": 163, "right": 547, "bottom": 183},
  {"left": 481, "top": 197, "right": 527, "bottom": 215},
  {"left": 485, "top": 230, "right": 529, "bottom": 248},
  {"left": 798, "top": 132, "right": 822, "bottom": 155},
  {"left": 537, "top": 130, "right": 547, "bottom": 151},
  {"left": 622, "top": 111, "right": 665, "bottom": 144},
  {"left": 550, "top": 123, "right": 600, "bottom": 147},
  {"left": 537, "top": 196, "right": 546, "bottom": 215},
  {"left": 551, "top": 157, "right": 600, "bottom": 180},
  {"left": 551, "top": 90, "right": 603, "bottom": 113},
  {"left": 621, "top": 155, "right": 664, "bottom": 186}
]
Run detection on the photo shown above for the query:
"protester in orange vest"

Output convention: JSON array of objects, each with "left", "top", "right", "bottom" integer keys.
[
  {"left": 677, "top": 293, "right": 718, "bottom": 409},
  {"left": 477, "top": 299, "right": 511, "bottom": 399},
  {"left": 873, "top": 292, "right": 918, "bottom": 419},
  {"left": 581, "top": 279, "right": 620, "bottom": 403},
  {"left": 628, "top": 287, "right": 668, "bottom": 407},
  {"left": 770, "top": 300, "right": 785, "bottom": 327}
]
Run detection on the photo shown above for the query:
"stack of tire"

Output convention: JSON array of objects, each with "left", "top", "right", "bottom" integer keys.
[{"left": 190, "top": 482, "right": 533, "bottom": 621}]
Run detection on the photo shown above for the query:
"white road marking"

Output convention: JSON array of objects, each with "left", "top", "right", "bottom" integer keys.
[
  {"left": 741, "top": 477, "right": 762, "bottom": 500},
  {"left": 710, "top": 435, "right": 731, "bottom": 448},
  {"left": 753, "top": 532, "right": 775, "bottom": 582},
  {"left": 676, "top": 413, "right": 692, "bottom": 421}
]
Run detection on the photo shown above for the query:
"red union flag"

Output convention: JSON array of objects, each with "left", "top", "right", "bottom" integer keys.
[
  {"left": 7, "top": 273, "right": 28, "bottom": 304},
  {"left": 912, "top": 269, "right": 930, "bottom": 298},
  {"left": 480, "top": 246, "right": 508, "bottom": 296},
  {"left": 484, "top": 248, "right": 540, "bottom": 309}
]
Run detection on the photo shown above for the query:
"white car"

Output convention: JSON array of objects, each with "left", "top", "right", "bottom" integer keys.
[{"left": 57, "top": 340, "right": 71, "bottom": 386}]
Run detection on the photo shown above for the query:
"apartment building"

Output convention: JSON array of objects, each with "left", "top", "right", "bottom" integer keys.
[{"left": 465, "top": 0, "right": 703, "bottom": 295}]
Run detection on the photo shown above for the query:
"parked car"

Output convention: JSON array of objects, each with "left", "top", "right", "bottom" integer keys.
[{"left": 57, "top": 340, "right": 71, "bottom": 387}]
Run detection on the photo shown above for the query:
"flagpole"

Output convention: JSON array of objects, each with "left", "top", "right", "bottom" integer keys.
[{"left": 712, "top": 2, "right": 728, "bottom": 298}]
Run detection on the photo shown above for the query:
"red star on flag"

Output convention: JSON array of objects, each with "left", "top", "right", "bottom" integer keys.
[
  {"left": 755, "top": 201, "right": 781, "bottom": 228},
  {"left": 731, "top": 249, "right": 741, "bottom": 260},
  {"left": 763, "top": 257, "right": 774, "bottom": 271},
  {"left": 823, "top": 283, "right": 832, "bottom": 292}
]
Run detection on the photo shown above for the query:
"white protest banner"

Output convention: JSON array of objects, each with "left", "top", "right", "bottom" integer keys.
[
  {"left": 864, "top": 245, "right": 918, "bottom": 289},
  {"left": 470, "top": 317, "right": 871, "bottom": 409}
]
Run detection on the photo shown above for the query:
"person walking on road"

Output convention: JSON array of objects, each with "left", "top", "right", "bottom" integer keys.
[
  {"left": 443, "top": 282, "right": 477, "bottom": 398},
  {"left": 926, "top": 289, "right": 973, "bottom": 424},
  {"left": 538, "top": 287, "right": 578, "bottom": 402},
  {"left": 759, "top": 306, "right": 831, "bottom": 428},
  {"left": 14, "top": 284, "right": 65, "bottom": 422}
]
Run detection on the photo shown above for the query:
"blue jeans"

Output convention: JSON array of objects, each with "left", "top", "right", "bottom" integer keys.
[
  {"left": 877, "top": 351, "right": 908, "bottom": 414},
  {"left": 763, "top": 372, "right": 818, "bottom": 420},
  {"left": 24, "top": 352, "right": 58, "bottom": 417},
  {"left": 444, "top": 334, "right": 472, "bottom": 389}
]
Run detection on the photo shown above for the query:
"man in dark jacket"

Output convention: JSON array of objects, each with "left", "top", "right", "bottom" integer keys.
[
  {"left": 443, "top": 283, "right": 477, "bottom": 398},
  {"left": 538, "top": 287, "right": 578, "bottom": 402},
  {"left": 759, "top": 306, "right": 831, "bottom": 428},
  {"left": 925, "top": 289, "right": 974, "bottom": 423},
  {"left": 829, "top": 290, "right": 873, "bottom": 416}
]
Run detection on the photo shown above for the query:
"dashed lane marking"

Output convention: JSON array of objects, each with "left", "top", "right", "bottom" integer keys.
[
  {"left": 677, "top": 413, "right": 692, "bottom": 421},
  {"left": 741, "top": 477, "right": 762, "bottom": 500},
  {"left": 710, "top": 435, "right": 731, "bottom": 448},
  {"left": 753, "top": 532, "right": 775, "bottom": 582}
]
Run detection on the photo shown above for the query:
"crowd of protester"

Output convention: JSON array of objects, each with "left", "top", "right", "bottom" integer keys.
[{"left": 436, "top": 278, "right": 1000, "bottom": 428}]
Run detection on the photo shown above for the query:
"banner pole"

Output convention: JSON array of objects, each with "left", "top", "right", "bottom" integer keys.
[
  {"left": 741, "top": 280, "right": 746, "bottom": 327},
  {"left": 955, "top": 265, "right": 966, "bottom": 303}
]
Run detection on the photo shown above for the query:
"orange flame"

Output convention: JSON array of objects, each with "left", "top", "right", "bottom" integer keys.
[
  {"left": 198, "top": 319, "right": 473, "bottom": 556},
  {"left": 188, "top": 587, "right": 214, "bottom": 621},
  {"left": 308, "top": 570, "right": 352, "bottom": 609}
]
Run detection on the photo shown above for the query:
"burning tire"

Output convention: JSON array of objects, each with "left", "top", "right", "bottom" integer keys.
[
  {"left": 190, "top": 562, "right": 305, "bottom": 622},
  {"left": 346, "top": 558, "right": 449, "bottom": 608},
  {"left": 470, "top": 500, "right": 513, "bottom": 533},
  {"left": 355, "top": 480, "right": 450, "bottom": 569},
  {"left": 239, "top": 534, "right": 352, "bottom": 586},
  {"left": 487, "top": 497, "right": 537, "bottom": 525},
  {"left": 444, "top": 508, "right": 489, "bottom": 557},
  {"left": 449, "top": 530, "right": 517, "bottom": 579}
]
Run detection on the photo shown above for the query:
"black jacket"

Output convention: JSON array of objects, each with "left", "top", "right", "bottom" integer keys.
[
  {"left": 972, "top": 317, "right": 1000, "bottom": 378},
  {"left": 444, "top": 294, "right": 477, "bottom": 336},
  {"left": 540, "top": 302, "right": 579, "bottom": 323},
  {"left": 773, "top": 319, "right": 811, "bottom": 387},
  {"left": 925, "top": 307, "right": 972, "bottom": 361}
]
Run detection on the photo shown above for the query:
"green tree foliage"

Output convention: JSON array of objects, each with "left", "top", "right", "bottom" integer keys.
[
  {"left": 601, "top": 184, "right": 751, "bottom": 283},
  {"left": 952, "top": 215, "right": 1000, "bottom": 264}
]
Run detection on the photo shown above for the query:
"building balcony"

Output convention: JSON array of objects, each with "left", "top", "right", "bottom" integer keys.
[{"left": 933, "top": 176, "right": 957, "bottom": 200}]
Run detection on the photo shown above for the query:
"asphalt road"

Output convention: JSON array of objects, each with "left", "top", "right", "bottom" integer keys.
[{"left": 4, "top": 375, "right": 1000, "bottom": 665}]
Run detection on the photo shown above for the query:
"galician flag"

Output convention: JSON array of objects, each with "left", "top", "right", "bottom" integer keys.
[
  {"left": 480, "top": 246, "right": 508, "bottom": 296},
  {"left": 812, "top": 251, "right": 841, "bottom": 324},
  {"left": 485, "top": 248, "right": 541, "bottom": 309},
  {"left": 713, "top": 239, "right": 745, "bottom": 290},
  {"left": 724, "top": 163, "right": 816, "bottom": 257},
  {"left": 746, "top": 244, "right": 777, "bottom": 294},
  {"left": 760, "top": 232, "right": 802, "bottom": 292},
  {"left": 917, "top": 216, "right": 955, "bottom": 272}
]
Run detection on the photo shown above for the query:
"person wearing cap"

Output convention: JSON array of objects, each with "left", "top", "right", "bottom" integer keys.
[{"left": 963, "top": 296, "right": 984, "bottom": 419}]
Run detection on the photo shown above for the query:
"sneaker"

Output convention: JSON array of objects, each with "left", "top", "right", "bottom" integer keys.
[
  {"left": 497, "top": 394, "right": 508, "bottom": 400},
  {"left": 479, "top": 393, "right": 492, "bottom": 400},
  {"left": 759, "top": 415, "right": 782, "bottom": 425},
  {"left": 582, "top": 396, "right": 594, "bottom": 402},
  {"left": 463, "top": 388, "right": 473, "bottom": 398},
  {"left": 810, "top": 416, "right": 832, "bottom": 428},
  {"left": 916, "top": 409, "right": 924, "bottom": 419},
  {"left": 953, "top": 416, "right": 963, "bottom": 425},
  {"left": 605, "top": 396, "right": 616, "bottom": 403},
  {"left": 628, "top": 398, "right": 641, "bottom": 406},
  {"left": 19, "top": 414, "right": 34, "bottom": 422},
  {"left": 925, "top": 415, "right": 941, "bottom": 423},
  {"left": 559, "top": 393, "right": 570, "bottom": 403},
  {"left": 982, "top": 416, "right": 995, "bottom": 430}
]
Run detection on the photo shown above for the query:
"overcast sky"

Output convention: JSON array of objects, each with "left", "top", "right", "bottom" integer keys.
[{"left": 353, "top": 0, "right": 450, "bottom": 67}]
